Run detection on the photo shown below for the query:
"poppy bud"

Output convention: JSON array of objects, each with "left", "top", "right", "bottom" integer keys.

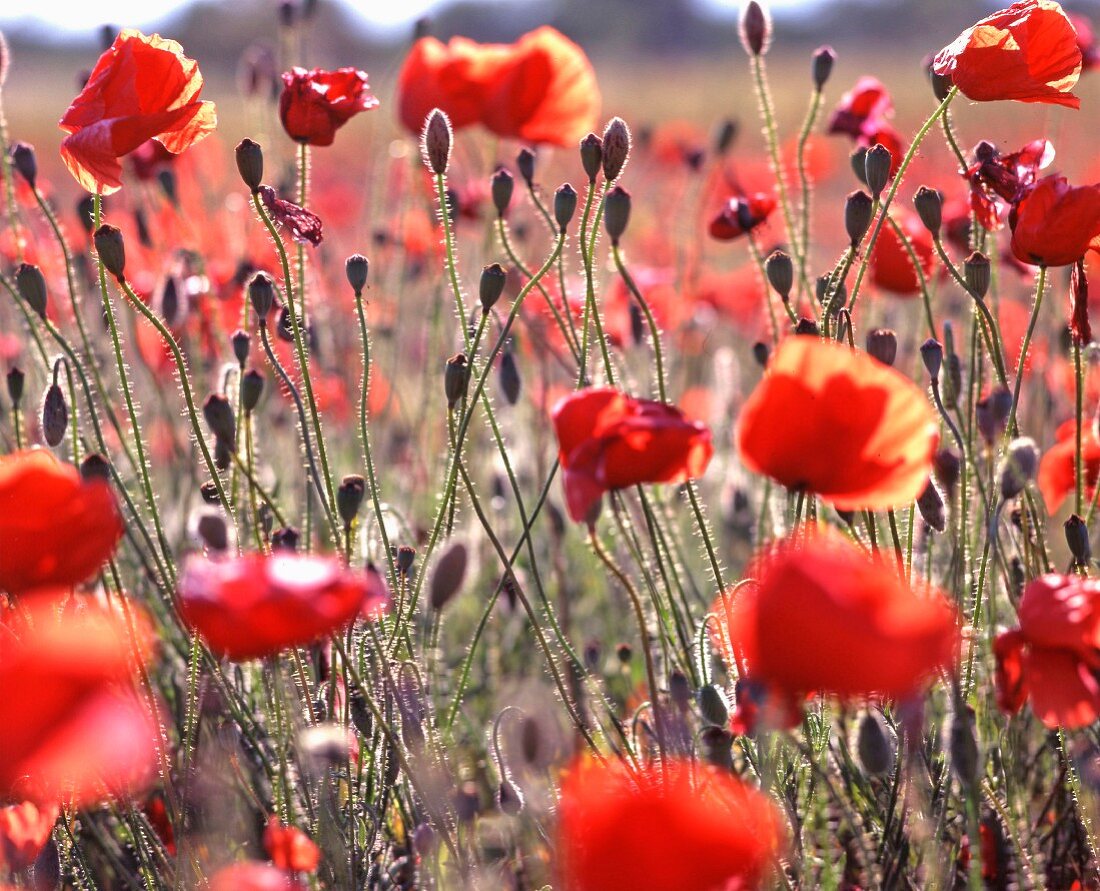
[
  {"left": 849, "top": 147, "right": 868, "bottom": 185},
  {"left": 10, "top": 142, "right": 36, "bottom": 189},
  {"left": 603, "top": 185, "right": 631, "bottom": 245},
  {"left": 336, "top": 474, "right": 366, "bottom": 530},
  {"left": 739, "top": 0, "right": 769, "bottom": 56},
  {"left": 248, "top": 271, "right": 276, "bottom": 320},
  {"left": 15, "top": 263, "right": 47, "bottom": 320},
  {"left": 857, "top": 711, "right": 895, "bottom": 777},
  {"left": 554, "top": 183, "right": 578, "bottom": 232},
  {"left": 616, "top": 642, "right": 633, "bottom": 663},
  {"left": 345, "top": 254, "right": 369, "bottom": 293},
  {"left": 76, "top": 195, "right": 96, "bottom": 235},
  {"left": 764, "top": 250, "right": 793, "bottom": 301},
  {"left": 499, "top": 351, "right": 521, "bottom": 405},
  {"left": 920, "top": 338, "right": 943, "bottom": 380},
  {"left": 496, "top": 778, "right": 524, "bottom": 816},
  {"left": 933, "top": 448, "right": 961, "bottom": 498},
  {"left": 942, "top": 347, "right": 962, "bottom": 411},
  {"left": 93, "top": 224, "right": 126, "bottom": 281},
  {"left": 999, "top": 437, "right": 1039, "bottom": 500},
  {"left": 41, "top": 382, "right": 68, "bottom": 448},
  {"left": 845, "top": 190, "right": 873, "bottom": 247},
  {"left": 714, "top": 119, "right": 738, "bottom": 156},
  {"left": 601, "top": 117, "right": 631, "bottom": 182},
  {"left": 5, "top": 366, "right": 23, "bottom": 408},
  {"left": 1066, "top": 513, "right": 1091, "bottom": 566},
  {"left": 699, "top": 726, "right": 734, "bottom": 770},
  {"left": 203, "top": 393, "right": 237, "bottom": 452},
  {"left": 231, "top": 330, "right": 250, "bottom": 367},
  {"left": 913, "top": 186, "right": 942, "bottom": 236},
  {"left": 976, "top": 387, "right": 1012, "bottom": 447},
  {"left": 949, "top": 705, "right": 979, "bottom": 789},
  {"left": 241, "top": 368, "right": 265, "bottom": 413},
  {"left": 396, "top": 545, "right": 416, "bottom": 576},
  {"left": 158, "top": 168, "right": 178, "bottom": 207},
  {"left": 579, "top": 133, "right": 603, "bottom": 183},
  {"left": 444, "top": 353, "right": 469, "bottom": 409},
  {"left": 863, "top": 144, "right": 891, "bottom": 200},
  {"left": 794, "top": 317, "right": 819, "bottom": 336},
  {"left": 916, "top": 478, "right": 947, "bottom": 532},
  {"left": 865, "top": 328, "right": 897, "bottom": 367},
  {"left": 489, "top": 167, "right": 514, "bottom": 217},
  {"left": 811, "top": 45, "right": 836, "bottom": 91},
  {"left": 272, "top": 526, "right": 300, "bottom": 551},
  {"left": 816, "top": 273, "right": 846, "bottom": 309},
  {"left": 517, "top": 148, "right": 536, "bottom": 186},
  {"left": 963, "top": 251, "right": 991, "bottom": 299},
  {"left": 480, "top": 263, "right": 507, "bottom": 313},
  {"left": 196, "top": 511, "right": 229, "bottom": 552},
  {"left": 422, "top": 109, "right": 452, "bottom": 175},
  {"left": 429, "top": 540, "right": 467, "bottom": 611},
  {"left": 412, "top": 823, "right": 437, "bottom": 858},
  {"left": 752, "top": 341, "right": 769, "bottom": 367},
  {"left": 698, "top": 684, "right": 729, "bottom": 727},
  {"left": 929, "top": 66, "right": 953, "bottom": 103},
  {"left": 235, "top": 138, "right": 264, "bottom": 193},
  {"left": 199, "top": 481, "right": 220, "bottom": 505},
  {"left": 80, "top": 452, "right": 111, "bottom": 481}
]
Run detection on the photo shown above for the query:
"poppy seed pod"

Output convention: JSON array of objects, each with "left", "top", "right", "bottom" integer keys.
[
  {"left": 248, "top": 271, "right": 276, "bottom": 320},
  {"left": 812, "top": 45, "right": 836, "bottom": 91},
  {"left": 422, "top": 108, "right": 452, "bottom": 175},
  {"left": 764, "top": 250, "right": 793, "bottom": 301},
  {"left": 5, "top": 366, "right": 23, "bottom": 407},
  {"left": 337, "top": 474, "right": 366, "bottom": 529},
  {"left": 601, "top": 117, "right": 631, "bottom": 182},
  {"left": 1066, "top": 514, "right": 1091, "bottom": 566},
  {"left": 235, "top": 138, "right": 264, "bottom": 193},
  {"left": 579, "top": 133, "right": 602, "bottom": 183},
  {"left": 916, "top": 478, "right": 947, "bottom": 532},
  {"left": 857, "top": 711, "right": 894, "bottom": 777},
  {"left": 479, "top": 263, "right": 507, "bottom": 312},
  {"left": 499, "top": 350, "right": 521, "bottom": 405},
  {"left": 345, "top": 254, "right": 369, "bottom": 293},
  {"left": 93, "top": 224, "right": 126, "bottom": 281},
  {"left": 444, "top": 353, "right": 469, "bottom": 409},
  {"left": 604, "top": 185, "right": 631, "bottom": 245},
  {"left": 517, "top": 148, "right": 536, "bottom": 186},
  {"left": 10, "top": 142, "right": 36, "bottom": 189},
  {"left": 79, "top": 452, "right": 111, "bottom": 481},
  {"left": 231, "top": 330, "right": 250, "bottom": 367},
  {"left": 920, "top": 338, "right": 943, "bottom": 380},
  {"left": 845, "top": 190, "right": 873, "bottom": 247},
  {"left": 15, "top": 263, "right": 47, "bottom": 320},
  {"left": 554, "top": 183, "right": 578, "bottom": 232},
  {"left": 429, "top": 541, "right": 468, "bottom": 611},
  {"left": 491, "top": 167, "right": 514, "bottom": 216},
  {"left": 964, "top": 251, "right": 991, "bottom": 299},
  {"left": 865, "top": 328, "right": 897, "bottom": 367},
  {"left": 864, "top": 144, "right": 891, "bottom": 199},
  {"left": 999, "top": 437, "right": 1039, "bottom": 500},
  {"left": 241, "top": 368, "right": 265, "bottom": 413},
  {"left": 203, "top": 394, "right": 237, "bottom": 452},
  {"left": 913, "top": 186, "right": 943, "bottom": 236},
  {"left": 740, "top": 1, "right": 769, "bottom": 56},
  {"left": 41, "top": 383, "right": 68, "bottom": 448}
]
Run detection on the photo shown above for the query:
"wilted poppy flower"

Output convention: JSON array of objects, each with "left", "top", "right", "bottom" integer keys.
[
  {"left": 59, "top": 29, "right": 216, "bottom": 194},
  {"left": 967, "top": 138, "right": 1054, "bottom": 230},
  {"left": 933, "top": 0, "right": 1083, "bottom": 108},
  {"left": 737, "top": 337, "right": 938, "bottom": 510},
  {"left": 708, "top": 193, "right": 776, "bottom": 240},
  {"left": 994, "top": 573, "right": 1100, "bottom": 728},
  {"left": 827, "top": 76, "right": 907, "bottom": 173},
  {"left": 551, "top": 388, "right": 713, "bottom": 522},
  {"left": 209, "top": 863, "right": 303, "bottom": 891},
  {"left": 870, "top": 210, "right": 935, "bottom": 295},
  {"left": 258, "top": 186, "right": 323, "bottom": 246},
  {"left": 264, "top": 818, "right": 320, "bottom": 873},
  {"left": 0, "top": 594, "right": 158, "bottom": 804},
  {"left": 0, "top": 801, "right": 58, "bottom": 872},
  {"left": 557, "top": 757, "right": 782, "bottom": 891},
  {"left": 713, "top": 530, "right": 958, "bottom": 725},
  {"left": 1037, "top": 419, "right": 1100, "bottom": 513},
  {"left": 178, "top": 553, "right": 388, "bottom": 661},
  {"left": 0, "top": 450, "right": 124, "bottom": 595},
  {"left": 1009, "top": 174, "right": 1100, "bottom": 266},
  {"left": 279, "top": 67, "right": 379, "bottom": 147}
]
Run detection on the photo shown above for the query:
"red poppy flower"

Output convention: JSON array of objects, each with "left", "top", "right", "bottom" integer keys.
[
  {"left": 59, "top": 29, "right": 216, "bottom": 195},
  {"left": 994, "top": 573, "right": 1100, "bottom": 728},
  {"left": 551, "top": 388, "right": 713, "bottom": 522},
  {"left": 0, "top": 801, "right": 58, "bottom": 872},
  {"left": 966, "top": 139, "right": 1054, "bottom": 230},
  {"left": 178, "top": 553, "right": 388, "bottom": 661},
  {"left": 1070, "top": 12, "right": 1100, "bottom": 70},
  {"left": 1009, "top": 174, "right": 1100, "bottom": 266},
  {"left": 870, "top": 210, "right": 935, "bottom": 295},
  {"left": 278, "top": 67, "right": 379, "bottom": 147},
  {"left": 826, "top": 76, "right": 907, "bottom": 173},
  {"left": 708, "top": 193, "right": 776, "bottom": 241},
  {"left": 1072, "top": 256, "right": 1091, "bottom": 343},
  {"left": 736, "top": 337, "right": 938, "bottom": 510},
  {"left": 209, "top": 863, "right": 303, "bottom": 891},
  {"left": 258, "top": 186, "right": 323, "bottom": 246},
  {"left": 557, "top": 757, "right": 782, "bottom": 891},
  {"left": 264, "top": 818, "right": 320, "bottom": 873},
  {"left": 0, "top": 450, "right": 124, "bottom": 596},
  {"left": 0, "top": 594, "right": 158, "bottom": 805},
  {"left": 933, "top": 1, "right": 1083, "bottom": 108},
  {"left": 713, "top": 530, "right": 958, "bottom": 719},
  {"left": 1037, "top": 419, "right": 1100, "bottom": 513}
]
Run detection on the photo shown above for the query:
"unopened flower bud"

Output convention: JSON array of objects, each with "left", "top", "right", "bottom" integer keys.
[
  {"left": 964, "top": 251, "right": 991, "bottom": 299},
  {"left": 579, "top": 133, "right": 602, "bottom": 183},
  {"left": 603, "top": 185, "right": 631, "bottom": 244},
  {"left": 700, "top": 725, "right": 734, "bottom": 770},
  {"left": 601, "top": 117, "right": 631, "bottom": 182},
  {"left": 916, "top": 478, "right": 946, "bottom": 532},
  {"left": 752, "top": 341, "right": 769, "bottom": 367},
  {"left": 920, "top": 338, "right": 943, "bottom": 380},
  {"left": 949, "top": 704, "right": 979, "bottom": 789},
  {"left": 200, "top": 481, "right": 220, "bottom": 505},
  {"left": 5, "top": 366, "right": 22, "bottom": 407},
  {"left": 794, "top": 317, "right": 819, "bottom": 336},
  {"left": 491, "top": 167, "right": 514, "bottom": 216},
  {"left": 422, "top": 109, "right": 452, "bottom": 175},
  {"left": 496, "top": 778, "right": 524, "bottom": 816},
  {"left": 698, "top": 684, "right": 730, "bottom": 727},
  {"left": 864, "top": 144, "right": 891, "bottom": 199},
  {"left": 714, "top": 119, "right": 738, "bottom": 156},
  {"left": 499, "top": 350, "right": 521, "bottom": 405},
  {"left": 554, "top": 183, "right": 578, "bottom": 232},
  {"left": 913, "top": 186, "right": 942, "bottom": 236},
  {"left": 241, "top": 368, "right": 264, "bottom": 412},
  {"left": 430, "top": 541, "right": 468, "bottom": 611},
  {"left": 93, "top": 224, "right": 126, "bottom": 281},
  {"left": 396, "top": 545, "right": 416, "bottom": 575},
  {"left": 933, "top": 448, "right": 961, "bottom": 498},
  {"left": 76, "top": 195, "right": 96, "bottom": 235},
  {"left": 79, "top": 452, "right": 111, "bottom": 481},
  {"left": 1066, "top": 514, "right": 1091, "bottom": 566},
  {"left": 196, "top": 511, "right": 228, "bottom": 552},
  {"left": 10, "top": 142, "right": 36, "bottom": 189},
  {"left": 765, "top": 250, "right": 793, "bottom": 301},
  {"left": 929, "top": 64, "right": 953, "bottom": 102},
  {"left": 41, "top": 382, "right": 67, "bottom": 447},
  {"left": 231, "top": 330, "right": 250, "bottom": 367},
  {"left": 272, "top": 526, "right": 300, "bottom": 551},
  {"left": 337, "top": 474, "right": 366, "bottom": 529},
  {"left": 812, "top": 45, "right": 836, "bottom": 91},
  {"left": 865, "top": 328, "right": 897, "bottom": 367},
  {"left": 850, "top": 146, "right": 868, "bottom": 185},
  {"left": 444, "top": 353, "right": 469, "bottom": 409},
  {"left": 976, "top": 387, "right": 1012, "bottom": 446},
  {"left": 857, "top": 711, "right": 895, "bottom": 777},
  {"left": 15, "top": 263, "right": 47, "bottom": 320},
  {"left": 999, "top": 437, "right": 1039, "bottom": 500},
  {"left": 235, "top": 138, "right": 264, "bottom": 193},
  {"left": 345, "top": 254, "right": 369, "bottom": 293},
  {"left": 517, "top": 148, "right": 535, "bottom": 186},
  {"left": 248, "top": 271, "right": 276, "bottom": 320},
  {"left": 817, "top": 273, "right": 846, "bottom": 310},
  {"left": 740, "top": 0, "right": 769, "bottom": 56},
  {"left": 480, "top": 263, "right": 507, "bottom": 312},
  {"left": 203, "top": 393, "right": 236, "bottom": 452},
  {"left": 845, "top": 190, "right": 873, "bottom": 246},
  {"left": 413, "top": 823, "right": 437, "bottom": 858}
]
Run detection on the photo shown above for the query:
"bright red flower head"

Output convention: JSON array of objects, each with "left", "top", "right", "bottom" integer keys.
[
  {"left": 870, "top": 210, "right": 935, "bottom": 295},
  {"left": 1009, "top": 174, "right": 1100, "bottom": 266},
  {"left": 264, "top": 818, "right": 320, "bottom": 873},
  {"left": 551, "top": 388, "right": 713, "bottom": 522},
  {"left": 933, "top": 0, "right": 1083, "bottom": 108},
  {"left": 826, "top": 76, "right": 907, "bottom": 171},
  {"left": 967, "top": 138, "right": 1054, "bottom": 230},
  {"left": 1037, "top": 419, "right": 1100, "bottom": 513},
  {"left": 209, "top": 863, "right": 303, "bottom": 891},
  {"left": 557, "top": 757, "right": 783, "bottom": 891},
  {"left": 59, "top": 29, "right": 216, "bottom": 195},
  {"left": 708, "top": 192, "right": 776, "bottom": 241},
  {"left": 736, "top": 337, "right": 938, "bottom": 510},
  {"left": 0, "top": 450, "right": 124, "bottom": 596},
  {"left": 994, "top": 573, "right": 1100, "bottom": 728},
  {"left": 278, "top": 67, "right": 379, "bottom": 147},
  {"left": 178, "top": 553, "right": 388, "bottom": 661}
]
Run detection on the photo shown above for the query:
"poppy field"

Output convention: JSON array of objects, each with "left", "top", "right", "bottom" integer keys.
[{"left": 8, "top": 0, "right": 1100, "bottom": 887}]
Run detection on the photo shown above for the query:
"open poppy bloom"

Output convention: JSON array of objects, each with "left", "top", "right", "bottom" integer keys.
[
  {"left": 966, "top": 138, "right": 1054, "bottom": 230},
  {"left": 826, "top": 76, "right": 906, "bottom": 174},
  {"left": 0, "top": 801, "right": 59, "bottom": 872},
  {"left": 556, "top": 756, "right": 783, "bottom": 891},
  {"left": 1009, "top": 174, "right": 1100, "bottom": 266},
  {"left": 1037, "top": 419, "right": 1100, "bottom": 513},
  {"left": 551, "top": 388, "right": 713, "bottom": 522},
  {"left": 264, "top": 818, "right": 321, "bottom": 873},
  {"left": 279, "top": 67, "right": 379, "bottom": 147},
  {"left": 870, "top": 210, "right": 935, "bottom": 295},
  {"left": 737, "top": 337, "right": 938, "bottom": 510},
  {"left": 708, "top": 193, "right": 776, "bottom": 241},
  {"left": 0, "top": 450, "right": 124, "bottom": 596},
  {"left": 178, "top": 553, "right": 388, "bottom": 661},
  {"left": 59, "top": 29, "right": 216, "bottom": 194},
  {"left": 0, "top": 593, "right": 159, "bottom": 805},
  {"left": 933, "top": 0, "right": 1083, "bottom": 108},
  {"left": 712, "top": 530, "right": 958, "bottom": 730},
  {"left": 397, "top": 27, "right": 599, "bottom": 147},
  {"left": 994, "top": 573, "right": 1100, "bottom": 728}
]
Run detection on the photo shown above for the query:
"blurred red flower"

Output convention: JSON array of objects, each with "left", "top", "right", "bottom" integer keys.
[
  {"left": 1037, "top": 419, "right": 1100, "bottom": 513},
  {"left": 1009, "top": 174, "right": 1100, "bottom": 266},
  {"left": 933, "top": 0, "right": 1083, "bottom": 108},
  {"left": 178, "top": 553, "right": 388, "bottom": 661},
  {"left": 264, "top": 818, "right": 320, "bottom": 873},
  {"left": 551, "top": 388, "right": 713, "bottom": 522},
  {"left": 0, "top": 801, "right": 58, "bottom": 872},
  {"left": 736, "top": 337, "right": 938, "bottom": 510},
  {"left": 0, "top": 450, "right": 124, "bottom": 596},
  {"left": 1070, "top": 12, "right": 1100, "bottom": 70},
  {"left": 966, "top": 138, "right": 1054, "bottom": 230},
  {"left": 870, "top": 210, "right": 935, "bottom": 295},
  {"left": 826, "top": 76, "right": 906, "bottom": 173},
  {"left": 59, "top": 29, "right": 216, "bottom": 194},
  {"left": 397, "top": 27, "right": 599, "bottom": 147},
  {"left": 209, "top": 863, "right": 303, "bottom": 891},
  {"left": 708, "top": 193, "right": 776, "bottom": 240},
  {"left": 994, "top": 573, "right": 1100, "bottom": 728},
  {"left": 279, "top": 67, "right": 379, "bottom": 147},
  {"left": 557, "top": 757, "right": 782, "bottom": 891}
]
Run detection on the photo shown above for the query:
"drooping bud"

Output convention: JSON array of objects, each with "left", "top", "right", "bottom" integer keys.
[
  {"left": 345, "top": 254, "right": 369, "bottom": 293},
  {"left": 913, "top": 186, "right": 943, "bottom": 236},
  {"left": 41, "top": 381, "right": 68, "bottom": 448},
  {"left": 916, "top": 479, "right": 947, "bottom": 532},
  {"left": 444, "top": 353, "right": 469, "bottom": 409},
  {"left": 516, "top": 148, "right": 536, "bottom": 186},
  {"left": 845, "top": 190, "right": 873, "bottom": 246},
  {"left": 811, "top": 45, "right": 836, "bottom": 91},
  {"left": 430, "top": 541, "right": 468, "bottom": 611},
  {"left": 579, "top": 133, "right": 603, "bottom": 183},
  {"left": 601, "top": 117, "right": 631, "bottom": 182},
  {"left": 479, "top": 263, "right": 507, "bottom": 313},
  {"left": 5, "top": 367, "right": 22, "bottom": 407},
  {"left": 999, "top": 437, "right": 1039, "bottom": 500},
  {"left": 857, "top": 711, "right": 895, "bottom": 777},
  {"left": 698, "top": 684, "right": 729, "bottom": 727},
  {"left": 603, "top": 185, "right": 631, "bottom": 245},
  {"left": 764, "top": 250, "right": 793, "bottom": 301},
  {"left": 337, "top": 474, "right": 366, "bottom": 529},
  {"left": 231, "top": 330, "right": 250, "bottom": 367},
  {"left": 248, "top": 271, "right": 276, "bottom": 320},
  {"left": 1066, "top": 514, "right": 1091, "bottom": 566},
  {"left": 864, "top": 144, "right": 891, "bottom": 199},
  {"left": 739, "top": 1, "right": 770, "bottom": 56},
  {"left": 554, "top": 183, "right": 578, "bottom": 232},
  {"left": 496, "top": 778, "right": 524, "bottom": 816},
  {"left": 203, "top": 393, "right": 237, "bottom": 452},
  {"left": 422, "top": 109, "right": 452, "bottom": 175},
  {"left": 93, "top": 224, "right": 126, "bottom": 281},
  {"left": 15, "top": 263, "right": 47, "bottom": 320},
  {"left": 10, "top": 142, "right": 36, "bottom": 189},
  {"left": 920, "top": 338, "right": 943, "bottom": 380},
  {"left": 865, "top": 328, "right": 897, "bottom": 366},
  {"left": 976, "top": 387, "right": 1012, "bottom": 447},
  {"left": 235, "top": 138, "right": 264, "bottom": 193},
  {"left": 241, "top": 368, "right": 265, "bottom": 412},
  {"left": 491, "top": 167, "right": 514, "bottom": 216},
  {"left": 964, "top": 251, "right": 991, "bottom": 299},
  {"left": 499, "top": 351, "right": 521, "bottom": 405}
]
